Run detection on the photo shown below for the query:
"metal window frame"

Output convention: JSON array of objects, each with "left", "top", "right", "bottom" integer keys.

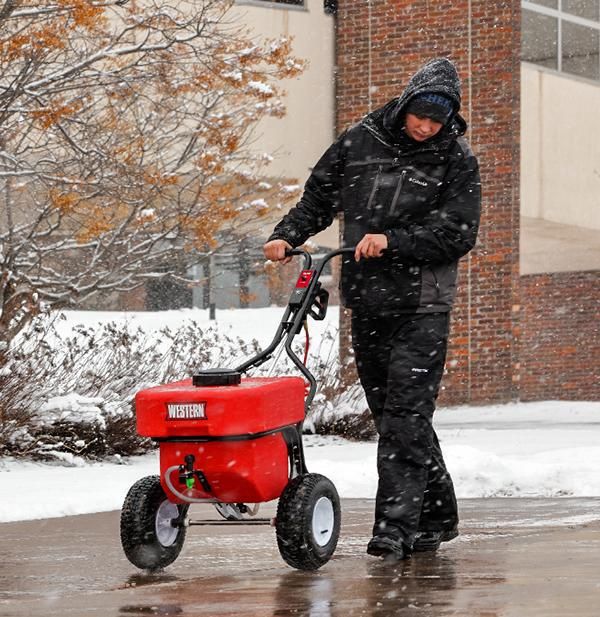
[
  {"left": 235, "top": 0, "right": 307, "bottom": 10},
  {"left": 522, "top": 1, "right": 600, "bottom": 80}
]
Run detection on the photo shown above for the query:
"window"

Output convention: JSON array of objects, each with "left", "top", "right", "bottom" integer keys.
[
  {"left": 531, "top": 0, "right": 558, "bottom": 7},
  {"left": 253, "top": 0, "right": 304, "bottom": 5},
  {"left": 523, "top": 9, "right": 559, "bottom": 69},
  {"left": 562, "top": 21, "right": 600, "bottom": 79},
  {"left": 563, "top": 0, "right": 599, "bottom": 21},
  {"left": 236, "top": 0, "right": 337, "bottom": 12},
  {"left": 522, "top": 1, "right": 600, "bottom": 82}
]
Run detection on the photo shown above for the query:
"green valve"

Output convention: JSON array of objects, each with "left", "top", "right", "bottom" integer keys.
[{"left": 186, "top": 477, "right": 195, "bottom": 489}]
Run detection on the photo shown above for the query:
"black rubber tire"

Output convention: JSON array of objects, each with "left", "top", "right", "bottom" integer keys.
[
  {"left": 276, "top": 473, "right": 341, "bottom": 571},
  {"left": 120, "top": 475, "right": 188, "bottom": 570}
]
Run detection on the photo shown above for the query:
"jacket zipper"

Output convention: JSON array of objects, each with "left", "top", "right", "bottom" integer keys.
[
  {"left": 366, "top": 165, "right": 383, "bottom": 218},
  {"left": 431, "top": 268, "right": 440, "bottom": 293},
  {"left": 388, "top": 170, "right": 407, "bottom": 217}
]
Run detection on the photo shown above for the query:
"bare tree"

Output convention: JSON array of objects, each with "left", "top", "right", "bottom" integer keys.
[{"left": 0, "top": 0, "right": 304, "bottom": 361}]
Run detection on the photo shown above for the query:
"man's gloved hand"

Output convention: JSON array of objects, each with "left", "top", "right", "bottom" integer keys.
[
  {"left": 354, "top": 233, "right": 388, "bottom": 262},
  {"left": 263, "top": 239, "right": 293, "bottom": 264}
]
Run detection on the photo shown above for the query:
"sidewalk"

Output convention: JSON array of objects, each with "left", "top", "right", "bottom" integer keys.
[{"left": 1, "top": 498, "right": 599, "bottom": 616}]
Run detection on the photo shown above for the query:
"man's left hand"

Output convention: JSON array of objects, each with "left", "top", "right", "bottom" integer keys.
[{"left": 354, "top": 233, "right": 388, "bottom": 262}]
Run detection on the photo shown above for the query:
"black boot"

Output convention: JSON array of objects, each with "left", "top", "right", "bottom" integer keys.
[
  {"left": 413, "top": 528, "right": 458, "bottom": 552},
  {"left": 367, "top": 535, "right": 410, "bottom": 560}
]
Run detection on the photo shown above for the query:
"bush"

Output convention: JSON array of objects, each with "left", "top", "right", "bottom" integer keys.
[
  {"left": 0, "top": 313, "right": 370, "bottom": 462},
  {"left": 0, "top": 316, "right": 260, "bottom": 461}
]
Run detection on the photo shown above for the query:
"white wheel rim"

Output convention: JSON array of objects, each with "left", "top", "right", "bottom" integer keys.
[
  {"left": 312, "top": 496, "right": 335, "bottom": 547},
  {"left": 155, "top": 500, "right": 179, "bottom": 547}
]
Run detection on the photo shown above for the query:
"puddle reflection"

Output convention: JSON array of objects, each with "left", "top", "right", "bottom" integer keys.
[
  {"left": 273, "top": 572, "right": 335, "bottom": 617},
  {"left": 117, "top": 572, "right": 180, "bottom": 590},
  {"left": 271, "top": 554, "right": 458, "bottom": 616},
  {"left": 363, "top": 555, "right": 458, "bottom": 615},
  {"left": 119, "top": 604, "right": 182, "bottom": 615}
]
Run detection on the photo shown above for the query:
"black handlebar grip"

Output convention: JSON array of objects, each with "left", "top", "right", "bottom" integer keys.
[
  {"left": 284, "top": 248, "right": 306, "bottom": 257},
  {"left": 283, "top": 247, "right": 312, "bottom": 269}
]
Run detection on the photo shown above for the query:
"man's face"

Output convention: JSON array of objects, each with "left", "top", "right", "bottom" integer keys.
[{"left": 404, "top": 113, "right": 444, "bottom": 142}]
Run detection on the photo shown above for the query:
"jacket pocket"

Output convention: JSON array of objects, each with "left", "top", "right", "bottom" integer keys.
[
  {"left": 367, "top": 166, "right": 408, "bottom": 229},
  {"left": 376, "top": 261, "right": 422, "bottom": 312},
  {"left": 387, "top": 166, "right": 444, "bottom": 221},
  {"left": 420, "top": 262, "right": 458, "bottom": 308},
  {"left": 341, "top": 257, "right": 422, "bottom": 314}
]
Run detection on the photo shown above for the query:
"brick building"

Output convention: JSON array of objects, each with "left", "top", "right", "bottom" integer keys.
[
  {"left": 332, "top": 0, "right": 599, "bottom": 404},
  {"left": 335, "top": 1, "right": 522, "bottom": 406},
  {"left": 236, "top": 0, "right": 599, "bottom": 405}
]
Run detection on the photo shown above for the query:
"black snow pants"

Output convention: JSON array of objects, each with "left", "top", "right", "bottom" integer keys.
[{"left": 351, "top": 310, "right": 459, "bottom": 551}]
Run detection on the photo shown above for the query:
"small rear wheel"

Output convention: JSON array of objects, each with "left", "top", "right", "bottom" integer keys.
[
  {"left": 120, "top": 475, "right": 188, "bottom": 570},
  {"left": 276, "top": 473, "right": 341, "bottom": 570}
]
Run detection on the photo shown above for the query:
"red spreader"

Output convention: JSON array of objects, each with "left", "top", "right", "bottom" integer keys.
[
  {"left": 136, "top": 376, "right": 305, "bottom": 504},
  {"left": 120, "top": 248, "right": 353, "bottom": 572}
]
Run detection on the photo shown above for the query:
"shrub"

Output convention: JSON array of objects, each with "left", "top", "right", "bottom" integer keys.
[{"left": 0, "top": 313, "right": 370, "bottom": 462}]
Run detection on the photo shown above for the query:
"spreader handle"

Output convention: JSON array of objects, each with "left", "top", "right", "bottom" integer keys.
[
  {"left": 284, "top": 247, "right": 312, "bottom": 269},
  {"left": 235, "top": 246, "right": 356, "bottom": 408}
]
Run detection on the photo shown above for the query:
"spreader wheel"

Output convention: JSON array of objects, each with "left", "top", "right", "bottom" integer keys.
[
  {"left": 276, "top": 473, "right": 341, "bottom": 571},
  {"left": 120, "top": 475, "right": 188, "bottom": 570}
]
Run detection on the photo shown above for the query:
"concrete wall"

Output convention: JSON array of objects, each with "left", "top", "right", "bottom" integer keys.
[
  {"left": 521, "top": 64, "right": 600, "bottom": 230},
  {"left": 231, "top": 0, "right": 338, "bottom": 246}
]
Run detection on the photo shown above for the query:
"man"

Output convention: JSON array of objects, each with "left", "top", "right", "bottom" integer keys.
[{"left": 263, "top": 58, "right": 481, "bottom": 560}]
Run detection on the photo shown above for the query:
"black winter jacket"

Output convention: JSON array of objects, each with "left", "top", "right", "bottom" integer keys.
[{"left": 268, "top": 58, "right": 481, "bottom": 315}]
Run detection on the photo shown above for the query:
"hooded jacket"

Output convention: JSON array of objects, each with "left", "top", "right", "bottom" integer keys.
[{"left": 268, "top": 58, "right": 481, "bottom": 315}]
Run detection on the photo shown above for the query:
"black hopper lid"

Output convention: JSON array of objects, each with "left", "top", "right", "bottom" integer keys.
[{"left": 192, "top": 368, "right": 242, "bottom": 387}]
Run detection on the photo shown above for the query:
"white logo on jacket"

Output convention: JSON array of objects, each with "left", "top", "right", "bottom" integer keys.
[{"left": 408, "top": 177, "right": 428, "bottom": 187}]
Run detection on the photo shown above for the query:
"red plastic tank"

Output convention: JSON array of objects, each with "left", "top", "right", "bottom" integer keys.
[{"left": 135, "top": 376, "right": 306, "bottom": 503}]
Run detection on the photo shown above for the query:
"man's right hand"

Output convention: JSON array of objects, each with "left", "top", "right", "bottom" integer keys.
[{"left": 263, "top": 239, "right": 293, "bottom": 264}]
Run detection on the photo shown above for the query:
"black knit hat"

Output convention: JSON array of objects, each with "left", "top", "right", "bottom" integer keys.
[{"left": 405, "top": 92, "right": 455, "bottom": 124}]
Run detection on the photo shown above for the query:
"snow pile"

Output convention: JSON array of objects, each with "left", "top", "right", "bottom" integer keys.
[
  {"left": 1, "top": 311, "right": 292, "bottom": 460},
  {"left": 1, "top": 401, "right": 600, "bottom": 523},
  {"left": 0, "top": 308, "right": 598, "bottom": 523},
  {"left": 446, "top": 444, "right": 600, "bottom": 498},
  {"left": 38, "top": 394, "right": 107, "bottom": 428}
]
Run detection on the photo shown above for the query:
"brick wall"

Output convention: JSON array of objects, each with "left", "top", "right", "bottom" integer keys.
[
  {"left": 336, "top": 0, "right": 522, "bottom": 405},
  {"left": 520, "top": 271, "right": 600, "bottom": 401}
]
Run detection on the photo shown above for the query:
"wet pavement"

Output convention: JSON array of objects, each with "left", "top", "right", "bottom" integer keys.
[{"left": 1, "top": 498, "right": 600, "bottom": 616}]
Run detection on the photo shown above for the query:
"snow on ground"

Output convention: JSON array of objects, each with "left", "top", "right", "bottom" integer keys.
[
  {"left": 50, "top": 305, "right": 338, "bottom": 354},
  {"left": 1, "top": 308, "right": 599, "bottom": 523},
  {"left": 2, "top": 401, "right": 599, "bottom": 523}
]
